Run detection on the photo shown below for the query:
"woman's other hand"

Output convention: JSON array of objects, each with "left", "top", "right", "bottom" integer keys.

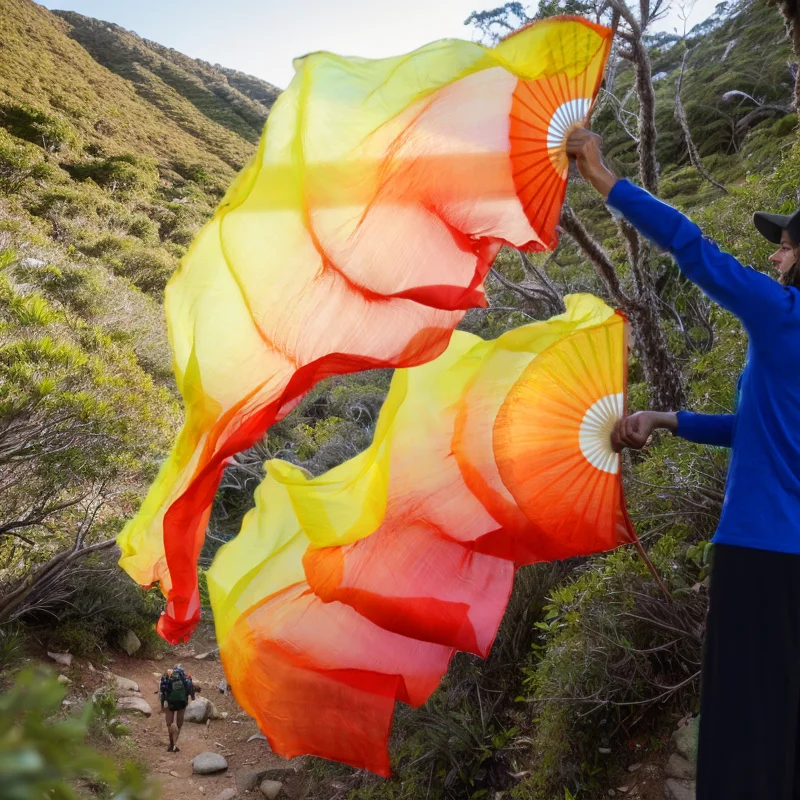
[
  {"left": 611, "top": 411, "right": 678, "bottom": 452},
  {"left": 565, "top": 128, "right": 617, "bottom": 199}
]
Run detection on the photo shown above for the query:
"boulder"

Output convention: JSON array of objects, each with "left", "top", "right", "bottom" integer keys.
[
  {"left": 116, "top": 688, "right": 143, "bottom": 699},
  {"left": 236, "top": 768, "right": 267, "bottom": 792},
  {"left": 57, "top": 674, "right": 71, "bottom": 685},
  {"left": 113, "top": 675, "right": 139, "bottom": 693},
  {"left": 116, "top": 696, "right": 152, "bottom": 716},
  {"left": 185, "top": 697, "right": 212, "bottom": 723},
  {"left": 672, "top": 717, "right": 699, "bottom": 767},
  {"left": 260, "top": 780, "right": 283, "bottom": 799},
  {"left": 47, "top": 651, "right": 72, "bottom": 667},
  {"left": 192, "top": 752, "right": 228, "bottom": 775},
  {"left": 120, "top": 629, "right": 141, "bottom": 656},
  {"left": 665, "top": 753, "right": 695, "bottom": 781},
  {"left": 664, "top": 778, "right": 696, "bottom": 800}
]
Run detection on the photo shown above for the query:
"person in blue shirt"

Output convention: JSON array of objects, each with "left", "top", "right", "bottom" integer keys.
[{"left": 566, "top": 127, "right": 800, "bottom": 800}]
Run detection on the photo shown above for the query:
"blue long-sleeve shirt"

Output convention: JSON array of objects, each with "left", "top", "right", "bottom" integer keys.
[{"left": 607, "top": 179, "right": 800, "bottom": 554}]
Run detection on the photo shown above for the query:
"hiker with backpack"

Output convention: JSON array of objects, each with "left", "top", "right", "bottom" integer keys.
[{"left": 159, "top": 666, "right": 196, "bottom": 752}]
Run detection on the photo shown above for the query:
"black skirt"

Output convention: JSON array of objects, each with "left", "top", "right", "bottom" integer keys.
[{"left": 698, "top": 543, "right": 800, "bottom": 799}]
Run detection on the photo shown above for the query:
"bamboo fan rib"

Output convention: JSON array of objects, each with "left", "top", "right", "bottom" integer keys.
[
  {"left": 509, "top": 20, "right": 612, "bottom": 249},
  {"left": 493, "top": 311, "right": 634, "bottom": 550}
]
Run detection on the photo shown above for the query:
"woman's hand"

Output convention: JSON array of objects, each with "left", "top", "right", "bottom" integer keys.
[
  {"left": 565, "top": 128, "right": 617, "bottom": 199},
  {"left": 611, "top": 411, "right": 678, "bottom": 452}
]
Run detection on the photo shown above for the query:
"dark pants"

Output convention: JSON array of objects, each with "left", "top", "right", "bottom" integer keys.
[{"left": 698, "top": 544, "right": 800, "bottom": 799}]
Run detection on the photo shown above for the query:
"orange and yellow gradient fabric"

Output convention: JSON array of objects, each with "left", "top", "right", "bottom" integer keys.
[
  {"left": 117, "top": 17, "right": 613, "bottom": 643},
  {"left": 207, "top": 295, "right": 635, "bottom": 776}
]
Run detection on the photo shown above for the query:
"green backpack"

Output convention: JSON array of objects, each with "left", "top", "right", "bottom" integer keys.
[{"left": 167, "top": 674, "right": 187, "bottom": 704}]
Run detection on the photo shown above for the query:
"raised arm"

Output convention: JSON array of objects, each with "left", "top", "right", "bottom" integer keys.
[
  {"left": 565, "top": 129, "right": 794, "bottom": 336},
  {"left": 613, "top": 410, "right": 735, "bottom": 450}
]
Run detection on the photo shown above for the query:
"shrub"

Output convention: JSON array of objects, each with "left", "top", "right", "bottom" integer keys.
[
  {"left": 70, "top": 153, "right": 159, "bottom": 194},
  {"left": 0, "top": 129, "right": 53, "bottom": 193},
  {"left": 0, "top": 668, "right": 151, "bottom": 798},
  {"left": 0, "top": 101, "right": 80, "bottom": 152}
]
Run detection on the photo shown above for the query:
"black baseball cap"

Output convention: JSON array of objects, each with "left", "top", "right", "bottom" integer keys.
[{"left": 753, "top": 208, "right": 800, "bottom": 245}]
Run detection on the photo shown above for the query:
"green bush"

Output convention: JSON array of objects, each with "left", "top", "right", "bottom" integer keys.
[
  {"left": 0, "top": 129, "right": 53, "bottom": 193},
  {"left": 70, "top": 153, "right": 159, "bottom": 195},
  {"left": 0, "top": 101, "right": 80, "bottom": 152},
  {"left": 0, "top": 668, "right": 151, "bottom": 799}
]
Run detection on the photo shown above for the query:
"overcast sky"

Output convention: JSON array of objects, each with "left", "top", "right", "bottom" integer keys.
[{"left": 39, "top": 0, "right": 723, "bottom": 89}]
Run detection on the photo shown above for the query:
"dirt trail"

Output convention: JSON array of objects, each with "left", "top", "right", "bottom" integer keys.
[{"left": 98, "top": 643, "right": 303, "bottom": 799}]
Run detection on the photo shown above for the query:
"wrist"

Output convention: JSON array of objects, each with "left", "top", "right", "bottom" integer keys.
[
  {"left": 651, "top": 411, "right": 678, "bottom": 432},
  {"left": 587, "top": 164, "right": 617, "bottom": 199}
]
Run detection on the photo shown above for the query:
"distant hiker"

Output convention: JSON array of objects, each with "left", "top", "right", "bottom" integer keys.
[
  {"left": 567, "top": 126, "right": 800, "bottom": 799},
  {"left": 159, "top": 666, "right": 195, "bottom": 752}
]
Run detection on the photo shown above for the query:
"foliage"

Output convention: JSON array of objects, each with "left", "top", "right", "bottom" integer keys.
[
  {"left": 0, "top": 668, "right": 152, "bottom": 799},
  {"left": 0, "top": 129, "right": 53, "bottom": 194},
  {"left": 0, "top": 101, "right": 80, "bottom": 153}
]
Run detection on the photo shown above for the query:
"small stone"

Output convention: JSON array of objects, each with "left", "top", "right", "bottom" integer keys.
[
  {"left": 48, "top": 651, "right": 72, "bottom": 667},
  {"left": 19, "top": 257, "right": 45, "bottom": 268},
  {"left": 116, "top": 696, "right": 152, "bottom": 716},
  {"left": 193, "top": 752, "right": 228, "bottom": 775},
  {"left": 628, "top": 763, "right": 642, "bottom": 772},
  {"left": 87, "top": 663, "right": 96, "bottom": 672},
  {"left": 218, "top": 678, "right": 228, "bottom": 695},
  {"left": 120, "top": 629, "right": 141, "bottom": 656},
  {"left": 153, "top": 672, "right": 162, "bottom": 677},
  {"left": 214, "top": 790, "right": 238, "bottom": 800},
  {"left": 113, "top": 675, "right": 139, "bottom": 693},
  {"left": 62, "top": 699, "right": 72, "bottom": 707},
  {"left": 231, "top": 719, "right": 241, "bottom": 724},
  {"left": 598, "top": 747, "right": 611, "bottom": 754},
  {"left": 170, "top": 771, "right": 181, "bottom": 778},
  {"left": 665, "top": 753, "right": 695, "bottom": 781},
  {"left": 247, "top": 733, "right": 268, "bottom": 743},
  {"left": 195, "top": 650, "right": 218, "bottom": 660},
  {"left": 57, "top": 674, "right": 71, "bottom": 685},
  {"left": 616, "top": 787, "right": 628, "bottom": 794},
  {"left": 260, "top": 780, "right": 283, "bottom": 799},
  {"left": 221, "top": 712, "right": 229, "bottom": 719},
  {"left": 665, "top": 778, "right": 696, "bottom": 800}
]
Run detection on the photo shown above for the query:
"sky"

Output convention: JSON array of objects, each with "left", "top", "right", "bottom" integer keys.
[{"left": 38, "top": 0, "right": 722, "bottom": 90}]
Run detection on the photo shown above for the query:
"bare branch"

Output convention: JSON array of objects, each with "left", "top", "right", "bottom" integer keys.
[
  {"left": 675, "top": 50, "right": 728, "bottom": 193},
  {"left": 561, "top": 205, "right": 634, "bottom": 309}
]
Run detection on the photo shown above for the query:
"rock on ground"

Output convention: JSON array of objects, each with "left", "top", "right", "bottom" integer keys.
[
  {"left": 247, "top": 733, "right": 267, "bottom": 743},
  {"left": 665, "top": 778, "right": 696, "bottom": 800},
  {"left": 116, "top": 696, "right": 152, "bottom": 716},
  {"left": 47, "top": 651, "right": 72, "bottom": 667},
  {"left": 260, "top": 780, "right": 283, "bottom": 799},
  {"left": 192, "top": 752, "right": 228, "bottom": 775},
  {"left": 235, "top": 768, "right": 267, "bottom": 792},
  {"left": 113, "top": 675, "right": 139, "bottom": 693},
  {"left": 185, "top": 697, "right": 213, "bottom": 723},
  {"left": 665, "top": 753, "right": 695, "bottom": 781},
  {"left": 120, "top": 629, "right": 141, "bottom": 656},
  {"left": 672, "top": 717, "right": 699, "bottom": 767}
]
